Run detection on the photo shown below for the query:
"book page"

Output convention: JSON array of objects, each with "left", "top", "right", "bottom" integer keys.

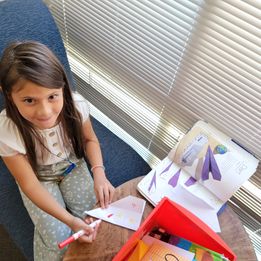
[{"left": 137, "top": 157, "right": 221, "bottom": 231}]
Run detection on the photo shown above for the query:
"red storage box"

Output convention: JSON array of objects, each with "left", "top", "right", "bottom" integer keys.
[{"left": 113, "top": 197, "right": 236, "bottom": 261}]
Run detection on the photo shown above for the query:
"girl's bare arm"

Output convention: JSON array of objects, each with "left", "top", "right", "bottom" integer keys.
[
  {"left": 2, "top": 154, "right": 95, "bottom": 239},
  {"left": 82, "top": 118, "right": 115, "bottom": 208}
]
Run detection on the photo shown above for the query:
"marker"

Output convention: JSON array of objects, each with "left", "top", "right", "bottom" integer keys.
[{"left": 58, "top": 219, "right": 101, "bottom": 249}]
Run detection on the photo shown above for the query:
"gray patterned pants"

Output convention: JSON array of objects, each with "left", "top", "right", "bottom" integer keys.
[{"left": 18, "top": 157, "right": 96, "bottom": 261}]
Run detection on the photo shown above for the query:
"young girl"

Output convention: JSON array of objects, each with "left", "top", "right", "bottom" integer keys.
[{"left": 0, "top": 41, "right": 115, "bottom": 260}]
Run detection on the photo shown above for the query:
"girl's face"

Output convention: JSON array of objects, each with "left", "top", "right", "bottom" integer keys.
[{"left": 11, "top": 79, "right": 64, "bottom": 129}]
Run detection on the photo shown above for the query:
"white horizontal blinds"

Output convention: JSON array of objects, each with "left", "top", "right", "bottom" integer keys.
[
  {"left": 163, "top": 0, "right": 261, "bottom": 159},
  {"left": 47, "top": 0, "right": 261, "bottom": 180},
  {"left": 47, "top": 0, "right": 260, "bottom": 155},
  {"left": 46, "top": 1, "right": 68, "bottom": 47},
  {"left": 65, "top": 0, "right": 199, "bottom": 96},
  {"left": 50, "top": 0, "right": 203, "bottom": 158}
]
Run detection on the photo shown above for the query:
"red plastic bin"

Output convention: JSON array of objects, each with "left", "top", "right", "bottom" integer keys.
[{"left": 113, "top": 197, "right": 236, "bottom": 261}]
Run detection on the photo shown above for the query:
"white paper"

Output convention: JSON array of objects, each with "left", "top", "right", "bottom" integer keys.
[
  {"left": 173, "top": 186, "right": 221, "bottom": 232},
  {"left": 85, "top": 196, "right": 146, "bottom": 231}
]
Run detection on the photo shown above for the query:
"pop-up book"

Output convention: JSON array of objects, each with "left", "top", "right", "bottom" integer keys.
[{"left": 137, "top": 120, "right": 258, "bottom": 231}]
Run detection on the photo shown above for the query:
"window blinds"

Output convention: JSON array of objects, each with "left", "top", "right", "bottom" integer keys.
[
  {"left": 48, "top": 0, "right": 203, "bottom": 159},
  {"left": 46, "top": 0, "right": 260, "bottom": 254}
]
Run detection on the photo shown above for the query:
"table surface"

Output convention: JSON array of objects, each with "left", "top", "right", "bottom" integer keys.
[{"left": 63, "top": 176, "right": 257, "bottom": 261}]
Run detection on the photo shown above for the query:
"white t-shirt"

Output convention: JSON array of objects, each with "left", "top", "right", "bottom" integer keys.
[{"left": 0, "top": 92, "right": 89, "bottom": 165}]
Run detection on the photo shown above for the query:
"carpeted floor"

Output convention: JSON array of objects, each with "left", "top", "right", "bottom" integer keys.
[{"left": 0, "top": 224, "right": 26, "bottom": 261}]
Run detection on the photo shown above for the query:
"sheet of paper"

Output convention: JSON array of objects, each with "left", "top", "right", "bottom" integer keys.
[
  {"left": 173, "top": 185, "right": 221, "bottom": 232},
  {"left": 85, "top": 195, "right": 146, "bottom": 230}
]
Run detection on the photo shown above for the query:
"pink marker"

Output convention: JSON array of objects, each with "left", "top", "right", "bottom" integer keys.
[{"left": 58, "top": 219, "right": 101, "bottom": 249}]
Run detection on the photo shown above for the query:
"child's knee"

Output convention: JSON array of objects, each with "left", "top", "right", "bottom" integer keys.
[{"left": 36, "top": 219, "right": 71, "bottom": 250}]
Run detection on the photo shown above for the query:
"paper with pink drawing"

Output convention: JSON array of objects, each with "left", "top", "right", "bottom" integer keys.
[
  {"left": 84, "top": 196, "right": 146, "bottom": 230},
  {"left": 137, "top": 120, "right": 258, "bottom": 232}
]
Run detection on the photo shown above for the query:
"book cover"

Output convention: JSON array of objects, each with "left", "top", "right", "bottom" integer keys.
[{"left": 141, "top": 242, "right": 189, "bottom": 261}]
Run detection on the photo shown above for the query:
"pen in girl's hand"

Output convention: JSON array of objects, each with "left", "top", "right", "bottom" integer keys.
[{"left": 58, "top": 219, "right": 101, "bottom": 249}]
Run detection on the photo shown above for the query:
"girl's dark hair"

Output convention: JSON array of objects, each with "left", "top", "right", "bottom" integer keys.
[{"left": 0, "top": 41, "right": 85, "bottom": 173}]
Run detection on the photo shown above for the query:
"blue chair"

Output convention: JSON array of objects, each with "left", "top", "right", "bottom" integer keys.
[{"left": 0, "top": 0, "right": 151, "bottom": 260}]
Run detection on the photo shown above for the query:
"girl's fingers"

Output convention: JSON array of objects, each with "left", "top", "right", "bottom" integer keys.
[
  {"left": 80, "top": 221, "right": 100, "bottom": 243},
  {"left": 98, "top": 187, "right": 105, "bottom": 208},
  {"left": 109, "top": 185, "right": 115, "bottom": 203},
  {"left": 95, "top": 182, "right": 115, "bottom": 208},
  {"left": 80, "top": 234, "right": 94, "bottom": 243},
  {"left": 103, "top": 185, "right": 110, "bottom": 208},
  {"left": 100, "top": 184, "right": 111, "bottom": 208},
  {"left": 84, "top": 217, "right": 93, "bottom": 224},
  {"left": 91, "top": 222, "right": 99, "bottom": 240}
]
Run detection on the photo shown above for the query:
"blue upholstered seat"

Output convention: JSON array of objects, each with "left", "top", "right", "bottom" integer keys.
[{"left": 0, "top": 1, "right": 151, "bottom": 259}]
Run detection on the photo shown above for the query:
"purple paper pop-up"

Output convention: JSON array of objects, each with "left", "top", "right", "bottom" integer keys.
[{"left": 201, "top": 146, "right": 222, "bottom": 181}]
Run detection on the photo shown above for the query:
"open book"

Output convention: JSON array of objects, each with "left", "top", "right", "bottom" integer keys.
[{"left": 137, "top": 120, "right": 258, "bottom": 230}]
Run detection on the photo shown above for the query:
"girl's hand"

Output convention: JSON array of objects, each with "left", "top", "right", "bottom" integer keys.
[
  {"left": 93, "top": 170, "right": 115, "bottom": 208},
  {"left": 69, "top": 216, "right": 100, "bottom": 243}
]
